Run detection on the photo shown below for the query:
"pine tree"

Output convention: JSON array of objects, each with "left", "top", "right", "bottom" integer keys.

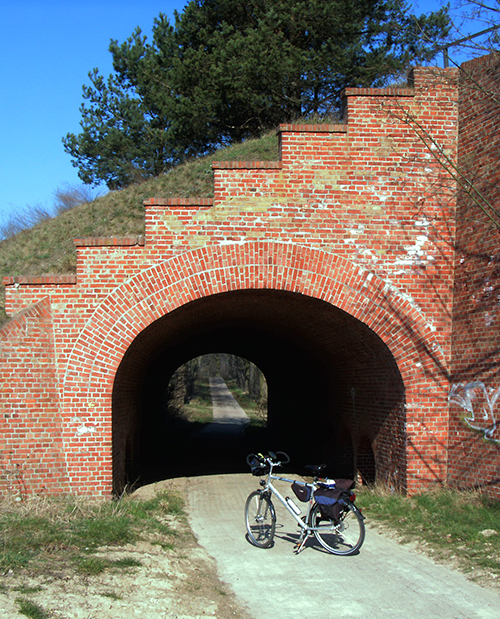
[{"left": 63, "top": 0, "right": 451, "bottom": 189}]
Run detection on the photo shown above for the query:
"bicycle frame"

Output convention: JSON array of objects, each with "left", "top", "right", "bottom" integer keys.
[{"left": 260, "top": 466, "right": 317, "bottom": 532}]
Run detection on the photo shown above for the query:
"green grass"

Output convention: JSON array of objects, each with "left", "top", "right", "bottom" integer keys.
[
  {"left": 179, "top": 379, "right": 214, "bottom": 424},
  {"left": 357, "top": 486, "right": 500, "bottom": 581},
  {"left": 15, "top": 598, "right": 50, "bottom": 619},
  {"left": 0, "top": 490, "right": 183, "bottom": 575},
  {"left": 224, "top": 379, "right": 267, "bottom": 426},
  {"left": 14, "top": 586, "right": 43, "bottom": 595},
  {"left": 73, "top": 554, "right": 143, "bottom": 575},
  {"left": 101, "top": 590, "right": 122, "bottom": 601}
]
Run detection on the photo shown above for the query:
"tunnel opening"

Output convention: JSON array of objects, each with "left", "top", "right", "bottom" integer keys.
[
  {"left": 112, "top": 289, "right": 406, "bottom": 493},
  {"left": 168, "top": 353, "right": 268, "bottom": 428},
  {"left": 143, "top": 353, "right": 269, "bottom": 480}
]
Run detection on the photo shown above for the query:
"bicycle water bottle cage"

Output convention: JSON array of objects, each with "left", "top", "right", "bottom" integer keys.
[{"left": 304, "top": 464, "right": 326, "bottom": 478}]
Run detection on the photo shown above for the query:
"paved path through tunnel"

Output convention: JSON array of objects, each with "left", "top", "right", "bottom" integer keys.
[
  {"left": 195, "top": 377, "right": 250, "bottom": 437},
  {"left": 183, "top": 377, "right": 500, "bottom": 617}
]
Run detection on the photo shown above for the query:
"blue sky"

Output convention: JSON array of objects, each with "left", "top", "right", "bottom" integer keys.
[
  {"left": 0, "top": 0, "right": 188, "bottom": 224},
  {"left": 0, "top": 1, "right": 480, "bottom": 225}
]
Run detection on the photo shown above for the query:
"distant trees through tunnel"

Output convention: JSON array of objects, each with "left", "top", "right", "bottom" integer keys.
[
  {"left": 112, "top": 289, "right": 406, "bottom": 493},
  {"left": 168, "top": 353, "right": 268, "bottom": 427},
  {"left": 157, "top": 353, "right": 269, "bottom": 478}
]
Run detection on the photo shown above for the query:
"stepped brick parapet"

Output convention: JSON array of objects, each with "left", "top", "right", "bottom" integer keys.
[{"left": 1, "top": 59, "right": 499, "bottom": 498}]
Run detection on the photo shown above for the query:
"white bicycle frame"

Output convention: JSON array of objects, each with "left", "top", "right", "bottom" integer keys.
[
  {"left": 260, "top": 464, "right": 320, "bottom": 532},
  {"left": 248, "top": 454, "right": 364, "bottom": 555}
]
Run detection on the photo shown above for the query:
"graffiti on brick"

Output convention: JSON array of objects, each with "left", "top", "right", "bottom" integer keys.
[{"left": 449, "top": 381, "right": 500, "bottom": 442}]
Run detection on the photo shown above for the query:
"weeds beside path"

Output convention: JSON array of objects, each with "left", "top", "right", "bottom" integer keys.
[
  {"left": 357, "top": 486, "right": 500, "bottom": 591},
  {"left": 0, "top": 480, "right": 251, "bottom": 619}
]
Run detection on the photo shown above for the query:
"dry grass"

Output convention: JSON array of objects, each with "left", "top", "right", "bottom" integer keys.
[{"left": 0, "top": 131, "right": 279, "bottom": 324}]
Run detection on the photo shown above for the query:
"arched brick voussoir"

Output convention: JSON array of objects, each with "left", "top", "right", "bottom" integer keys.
[{"left": 63, "top": 242, "right": 447, "bottom": 400}]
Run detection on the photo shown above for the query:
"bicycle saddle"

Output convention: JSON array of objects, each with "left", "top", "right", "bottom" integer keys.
[{"left": 304, "top": 464, "right": 326, "bottom": 477}]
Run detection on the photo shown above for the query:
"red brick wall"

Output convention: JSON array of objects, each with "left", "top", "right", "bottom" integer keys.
[
  {"left": 0, "top": 65, "right": 466, "bottom": 496},
  {"left": 0, "top": 298, "right": 69, "bottom": 496},
  {"left": 449, "top": 53, "right": 500, "bottom": 496}
]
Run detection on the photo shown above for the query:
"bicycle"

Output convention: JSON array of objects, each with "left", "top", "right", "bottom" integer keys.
[{"left": 244, "top": 451, "right": 365, "bottom": 555}]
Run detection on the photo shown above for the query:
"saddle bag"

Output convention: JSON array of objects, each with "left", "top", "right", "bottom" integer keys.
[{"left": 314, "top": 479, "right": 354, "bottom": 521}]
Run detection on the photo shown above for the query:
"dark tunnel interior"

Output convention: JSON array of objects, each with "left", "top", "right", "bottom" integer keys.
[{"left": 112, "top": 289, "right": 405, "bottom": 492}]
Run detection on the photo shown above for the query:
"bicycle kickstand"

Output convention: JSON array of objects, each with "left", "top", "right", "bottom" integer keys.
[{"left": 293, "top": 528, "right": 311, "bottom": 554}]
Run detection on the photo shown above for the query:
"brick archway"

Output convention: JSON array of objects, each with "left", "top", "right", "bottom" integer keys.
[
  {"left": 4, "top": 59, "right": 500, "bottom": 498},
  {"left": 61, "top": 242, "right": 447, "bottom": 495}
]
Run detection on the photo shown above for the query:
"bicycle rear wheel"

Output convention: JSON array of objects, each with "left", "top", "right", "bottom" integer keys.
[
  {"left": 245, "top": 490, "right": 276, "bottom": 548},
  {"left": 311, "top": 501, "right": 365, "bottom": 555}
]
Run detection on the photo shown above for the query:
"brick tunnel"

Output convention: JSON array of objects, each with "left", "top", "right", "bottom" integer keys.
[
  {"left": 2, "top": 57, "right": 499, "bottom": 498},
  {"left": 113, "top": 288, "right": 404, "bottom": 493}
]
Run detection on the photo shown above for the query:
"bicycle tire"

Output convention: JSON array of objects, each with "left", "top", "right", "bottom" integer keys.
[
  {"left": 311, "top": 501, "right": 365, "bottom": 555},
  {"left": 245, "top": 490, "right": 276, "bottom": 548}
]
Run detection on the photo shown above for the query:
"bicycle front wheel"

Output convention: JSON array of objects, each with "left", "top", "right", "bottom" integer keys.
[
  {"left": 245, "top": 490, "right": 276, "bottom": 548},
  {"left": 311, "top": 501, "right": 365, "bottom": 555}
]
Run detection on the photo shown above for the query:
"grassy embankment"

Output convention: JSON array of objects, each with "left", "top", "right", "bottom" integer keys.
[{"left": 0, "top": 131, "right": 280, "bottom": 324}]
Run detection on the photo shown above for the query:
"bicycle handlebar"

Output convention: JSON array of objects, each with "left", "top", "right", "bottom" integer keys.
[{"left": 246, "top": 451, "right": 290, "bottom": 467}]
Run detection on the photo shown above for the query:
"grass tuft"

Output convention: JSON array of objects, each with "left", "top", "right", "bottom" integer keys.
[
  {"left": 101, "top": 590, "right": 122, "bottom": 600},
  {"left": 73, "top": 554, "right": 142, "bottom": 575},
  {"left": 15, "top": 598, "right": 50, "bottom": 619}
]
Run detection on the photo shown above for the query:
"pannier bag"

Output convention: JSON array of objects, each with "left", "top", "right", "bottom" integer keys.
[
  {"left": 291, "top": 481, "right": 312, "bottom": 503},
  {"left": 314, "top": 479, "right": 354, "bottom": 522}
]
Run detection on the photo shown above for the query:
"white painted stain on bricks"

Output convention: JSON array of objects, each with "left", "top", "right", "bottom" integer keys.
[
  {"left": 76, "top": 424, "right": 97, "bottom": 435},
  {"left": 219, "top": 238, "right": 247, "bottom": 246},
  {"left": 414, "top": 216, "right": 431, "bottom": 228},
  {"left": 449, "top": 381, "right": 500, "bottom": 442},
  {"left": 394, "top": 234, "right": 430, "bottom": 267}
]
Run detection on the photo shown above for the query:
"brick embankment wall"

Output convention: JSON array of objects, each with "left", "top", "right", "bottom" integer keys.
[
  {"left": 0, "top": 298, "right": 69, "bottom": 495},
  {"left": 450, "top": 53, "right": 500, "bottom": 496}
]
